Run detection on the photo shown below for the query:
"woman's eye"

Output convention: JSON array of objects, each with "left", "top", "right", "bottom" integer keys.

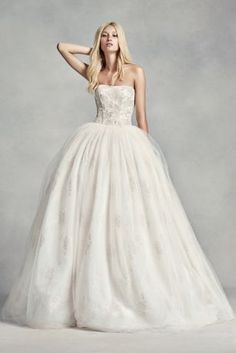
[{"left": 101, "top": 34, "right": 118, "bottom": 37}]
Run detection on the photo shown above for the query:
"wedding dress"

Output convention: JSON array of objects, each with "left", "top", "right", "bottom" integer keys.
[{"left": 1, "top": 84, "right": 235, "bottom": 332}]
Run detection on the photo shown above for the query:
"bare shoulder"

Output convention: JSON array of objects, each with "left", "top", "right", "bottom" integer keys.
[
  {"left": 124, "top": 63, "right": 145, "bottom": 75},
  {"left": 127, "top": 64, "right": 146, "bottom": 88},
  {"left": 123, "top": 64, "right": 145, "bottom": 87},
  {"left": 134, "top": 64, "right": 145, "bottom": 79}
]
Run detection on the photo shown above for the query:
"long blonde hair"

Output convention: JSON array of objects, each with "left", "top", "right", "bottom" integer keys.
[{"left": 87, "top": 21, "right": 133, "bottom": 94}]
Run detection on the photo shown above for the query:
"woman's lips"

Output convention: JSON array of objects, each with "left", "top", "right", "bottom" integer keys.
[{"left": 106, "top": 43, "right": 113, "bottom": 46}]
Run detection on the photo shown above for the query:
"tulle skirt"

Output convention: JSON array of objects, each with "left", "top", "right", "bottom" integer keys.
[{"left": 1, "top": 122, "right": 235, "bottom": 332}]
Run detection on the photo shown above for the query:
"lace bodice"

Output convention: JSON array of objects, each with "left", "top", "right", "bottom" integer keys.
[{"left": 94, "top": 85, "right": 135, "bottom": 126}]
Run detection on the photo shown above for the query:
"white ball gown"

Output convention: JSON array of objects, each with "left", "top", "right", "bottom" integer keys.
[{"left": 1, "top": 84, "right": 235, "bottom": 333}]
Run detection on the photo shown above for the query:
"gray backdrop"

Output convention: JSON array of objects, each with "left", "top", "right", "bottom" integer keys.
[{"left": 1, "top": 0, "right": 235, "bottom": 299}]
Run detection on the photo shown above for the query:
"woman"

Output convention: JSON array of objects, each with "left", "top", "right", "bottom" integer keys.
[{"left": 1, "top": 21, "right": 235, "bottom": 333}]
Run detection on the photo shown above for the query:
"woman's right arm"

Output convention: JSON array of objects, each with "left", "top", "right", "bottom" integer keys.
[{"left": 57, "top": 42, "right": 92, "bottom": 80}]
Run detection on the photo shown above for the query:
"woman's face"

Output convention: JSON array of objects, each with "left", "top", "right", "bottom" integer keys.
[{"left": 100, "top": 25, "right": 119, "bottom": 53}]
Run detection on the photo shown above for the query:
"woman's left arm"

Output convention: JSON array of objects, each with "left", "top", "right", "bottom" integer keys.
[{"left": 134, "top": 65, "right": 149, "bottom": 133}]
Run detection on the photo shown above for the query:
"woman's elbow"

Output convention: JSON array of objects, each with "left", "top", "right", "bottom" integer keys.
[{"left": 57, "top": 42, "right": 65, "bottom": 52}]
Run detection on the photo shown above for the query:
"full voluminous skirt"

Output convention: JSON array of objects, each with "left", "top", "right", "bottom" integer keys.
[{"left": 1, "top": 122, "right": 235, "bottom": 332}]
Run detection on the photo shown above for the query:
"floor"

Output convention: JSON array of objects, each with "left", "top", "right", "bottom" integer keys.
[{"left": 1, "top": 289, "right": 236, "bottom": 353}]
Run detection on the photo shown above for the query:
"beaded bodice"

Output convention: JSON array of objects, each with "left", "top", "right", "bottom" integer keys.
[{"left": 94, "top": 84, "right": 135, "bottom": 126}]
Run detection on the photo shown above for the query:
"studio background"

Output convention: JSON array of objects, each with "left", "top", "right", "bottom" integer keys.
[{"left": 1, "top": 0, "right": 235, "bottom": 304}]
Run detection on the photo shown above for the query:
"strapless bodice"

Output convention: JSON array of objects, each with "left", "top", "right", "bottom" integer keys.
[{"left": 94, "top": 85, "right": 135, "bottom": 126}]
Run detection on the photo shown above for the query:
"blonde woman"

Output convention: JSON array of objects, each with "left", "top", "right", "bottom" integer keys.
[{"left": 1, "top": 21, "right": 235, "bottom": 333}]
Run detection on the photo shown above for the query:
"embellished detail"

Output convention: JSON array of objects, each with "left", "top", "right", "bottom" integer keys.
[
  {"left": 59, "top": 210, "right": 65, "bottom": 224},
  {"left": 95, "top": 115, "right": 131, "bottom": 126},
  {"left": 114, "top": 214, "right": 121, "bottom": 228},
  {"left": 67, "top": 178, "right": 72, "bottom": 196},
  {"left": 84, "top": 232, "right": 93, "bottom": 254},
  {"left": 94, "top": 85, "right": 134, "bottom": 126},
  {"left": 136, "top": 292, "right": 147, "bottom": 313},
  {"left": 62, "top": 236, "right": 68, "bottom": 254},
  {"left": 45, "top": 268, "right": 55, "bottom": 282}
]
